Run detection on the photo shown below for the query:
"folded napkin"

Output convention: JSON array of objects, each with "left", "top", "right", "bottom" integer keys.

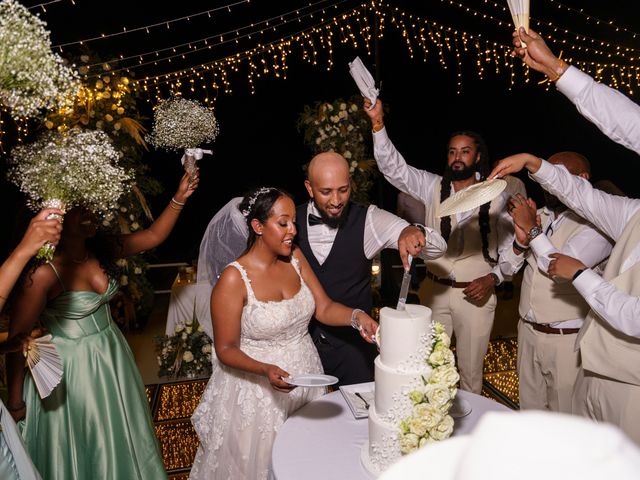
[
  {"left": 339, "top": 385, "right": 375, "bottom": 419},
  {"left": 349, "top": 56, "right": 379, "bottom": 109}
]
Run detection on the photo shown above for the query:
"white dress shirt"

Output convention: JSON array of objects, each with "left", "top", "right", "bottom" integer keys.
[
  {"left": 532, "top": 160, "right": 640, "bottom": 337},
  {"left": 557, "top": 66, "right": 640, "bottom": 156},
  {"left": 304, "top": 202, "right": 447, "bottom": 265},
  {"left": 372, "top": 127, "right": 515, "bottom": 283},
  {"left": 505, "top": 208, "right": 613, "bottom": 328}
]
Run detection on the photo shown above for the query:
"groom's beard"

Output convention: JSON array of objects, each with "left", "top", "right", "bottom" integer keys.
[
  {"left": 444, "top": 162, "right": 477, "bottom": 181},
  {"left": 316, "top": 201, "right": 351, "bottom": 229}
]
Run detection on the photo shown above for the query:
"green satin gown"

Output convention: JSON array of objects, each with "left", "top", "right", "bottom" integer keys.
[{"left": 19, "top": 275, "right": 167, "bottom": 480}]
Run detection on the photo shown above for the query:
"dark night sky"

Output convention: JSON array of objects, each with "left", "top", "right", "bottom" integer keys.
[{"left": 3, "top": 0, "right": 640, "bottom": 262}]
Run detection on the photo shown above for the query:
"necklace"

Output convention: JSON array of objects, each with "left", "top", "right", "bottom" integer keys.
[{"left": 70, "top": 253, "right": 89, "bottom": 264}]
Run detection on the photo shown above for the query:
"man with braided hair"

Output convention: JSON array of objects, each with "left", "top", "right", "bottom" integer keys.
[{"left": 364, "top": 99, "right": 517, "bottom": 394}]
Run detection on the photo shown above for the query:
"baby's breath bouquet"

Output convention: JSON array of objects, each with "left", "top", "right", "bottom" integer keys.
[
  {"left": 155, "top": 306, "right": 213, "bottom": 379},
  {"left": 146, "top": 96, "right": 220, "bottom": 178},
  {"left": 298, "top": 95, "right": 378, "bottom": 204},
  {"left": 399, "top": 322, "right": 458, "bottom": 454},
  {"left": 0, "top": 0, "right": 79, "bottom": 118},
  {"left": 7, "top": 128, "right": 132, "bottom": 260}
]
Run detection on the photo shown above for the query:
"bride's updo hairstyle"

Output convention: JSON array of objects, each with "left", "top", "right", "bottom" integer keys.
[{"left": 239, "top": 186, "right": 292, "bottom": 249}]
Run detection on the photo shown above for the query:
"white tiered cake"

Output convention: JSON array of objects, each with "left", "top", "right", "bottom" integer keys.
[{"left": 362, "top": 304, "right": 458, "bottom": 476}]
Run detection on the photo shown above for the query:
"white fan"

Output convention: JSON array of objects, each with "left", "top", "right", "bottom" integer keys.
[
  {"left": 507, "top": 0, "right": 530, "bottom": 34},
  {"left": 25, "top": 334, "right": 63, "bottom": 399},
  {"left": 437, "top": 179, "right": 508, "bottom": 218}
]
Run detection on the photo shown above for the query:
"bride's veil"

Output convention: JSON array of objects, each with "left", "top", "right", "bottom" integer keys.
[{"left": 196, "top": 197, "right": 248, "bottom": 338}]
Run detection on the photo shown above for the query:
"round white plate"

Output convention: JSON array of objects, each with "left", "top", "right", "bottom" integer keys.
[
  {"left": 449, "top": 397, "right": 472, "bottom": 418},
  {"left": 283, "top": 374, "right": 339, "bottom": 387}
]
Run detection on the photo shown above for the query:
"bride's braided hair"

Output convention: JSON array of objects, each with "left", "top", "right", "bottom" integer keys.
[{"left": 439, "top": 131, "right": 497, "bottom": 265}]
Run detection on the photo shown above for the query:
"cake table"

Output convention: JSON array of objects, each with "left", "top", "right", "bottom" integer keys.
[{"left": 269, "top": 384, "right": 511, "bottom": 480}]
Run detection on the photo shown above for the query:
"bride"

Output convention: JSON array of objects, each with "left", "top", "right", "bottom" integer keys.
[{"left": 190, "top": 187, "right": 378, "bottom": 480}]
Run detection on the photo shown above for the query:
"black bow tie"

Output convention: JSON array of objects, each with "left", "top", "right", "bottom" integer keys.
[{"left": 308, "top": 213, "right": 325, "bottom": 226}]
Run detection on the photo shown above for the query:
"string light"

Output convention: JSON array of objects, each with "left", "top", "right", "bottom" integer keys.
[
  {"left": 52, "top": 0, "right": 252, "bottom": 48},
  {"left": 547, "top": 0, "right": 639, "bottom": 39}
]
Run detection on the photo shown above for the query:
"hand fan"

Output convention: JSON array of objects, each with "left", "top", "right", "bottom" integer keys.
[
  {"left": 437, "top": 179, "right": 507, "bottom": 218},
  {"left": 507, "top": 0, "right": 530, "bottom": 35},
  {"left": 24, "top": 334, "right": 63, "bottom": 399}
]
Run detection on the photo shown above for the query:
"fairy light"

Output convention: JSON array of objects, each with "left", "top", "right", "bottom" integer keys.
[
  {"left": 547, "top": 0, "right": 639, "bottom": 40},
  {"left": 52, "top": 0, "right": 252, "bottom": 48}
]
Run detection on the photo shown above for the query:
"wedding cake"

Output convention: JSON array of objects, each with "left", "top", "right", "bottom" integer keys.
[{"left": 362, "top": 304, "right": 459, "bottom": 476}]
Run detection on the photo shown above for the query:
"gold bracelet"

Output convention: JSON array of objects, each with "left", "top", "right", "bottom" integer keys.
[
  {"left": 550, "top": 59, "right": 567, "bottom": 82},
  {"left": 372, "top": 121, "right": 384, "bottom": 133},
  {"left": 169, "top": 203, "right": 183, "bottom": 211},
  {"left": 171, "top": 197, "right": 186, "bottom": 206}
]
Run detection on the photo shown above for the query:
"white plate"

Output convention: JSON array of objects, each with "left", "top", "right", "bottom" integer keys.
[
  {"left": 283, "top": 374, "right": 338, "bottom": 387},
  {"left": 450, "top": 396, "right": 472, "bottom": 418}
]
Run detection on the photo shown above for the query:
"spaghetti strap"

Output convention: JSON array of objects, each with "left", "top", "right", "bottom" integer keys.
[
  {"left": 47, "top": 262, "right": 66, "bottom": 292},
  {"left": 228, "top": 261, "right": 255, "bottom": 302}
]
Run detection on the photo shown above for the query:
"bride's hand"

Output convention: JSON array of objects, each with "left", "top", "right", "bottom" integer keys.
[
  {"left": 264, "top": 364, "right": 295, "bottom": 392},
  {"left": 355, "top": 313, "right": 379, "bottom": 344}
]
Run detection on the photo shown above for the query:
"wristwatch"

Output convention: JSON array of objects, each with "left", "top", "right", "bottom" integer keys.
[
  {"left": 489, "top": 272, "right": 500, "bottom": 286},
  {"left": 527, "top": 225, "right": 543, "bottom": 241}
]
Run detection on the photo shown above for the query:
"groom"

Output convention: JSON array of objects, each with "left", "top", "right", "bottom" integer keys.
[{"left": 295, "top": 152, "right": 447, "bottom": 386}]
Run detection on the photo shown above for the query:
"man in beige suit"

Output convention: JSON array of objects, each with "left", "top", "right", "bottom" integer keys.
[
  {"left": 502, "top": 152, "right": 612, "bottom": 413},
  {"left": 490, "top": 26, "right": 640, "bottom": 443},
  {"left": 365, "top": 101, "right": 517, "bottom": 394}
]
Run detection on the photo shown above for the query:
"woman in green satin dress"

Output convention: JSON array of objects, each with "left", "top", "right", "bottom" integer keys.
[
  {"left": 5, "top": 171, "right": 199, "bottom": 480},
  {"left": 1, "top": 207, "right": 63, "bottom": 480}
]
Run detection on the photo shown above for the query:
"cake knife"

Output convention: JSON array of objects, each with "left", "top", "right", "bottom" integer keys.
[{"left": 396, "top": 255, "right": 413, "bottom": 311}]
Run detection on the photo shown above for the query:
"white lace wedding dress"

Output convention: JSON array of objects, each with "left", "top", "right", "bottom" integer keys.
[{"left": 190, "top": 259, "right": 325, "bottom": 480}]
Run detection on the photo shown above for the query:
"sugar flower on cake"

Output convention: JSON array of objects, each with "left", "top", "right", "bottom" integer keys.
[
  {"left": 399, "top": 321, "right": 457, "bottom": 454},
  {"left": 0, "top": 0, "right": 79, "bottom": 118},
  {"left": 7, "top": 128, "right": 132, "bottom": 260}
]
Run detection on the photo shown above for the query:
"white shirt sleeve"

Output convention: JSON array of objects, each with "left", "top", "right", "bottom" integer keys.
[
  {"left": 363, "top": 205, "right": 447, "bottom": 260},
  {"left": 531, "top": 161, "right": 640, "bottom": 241},
  {"left": 573, "top": 269, "right": 640, "bottom": 338},
  {"left": 529, "top": 225, "right": 613, "bottom": 272},
  {"left": 493, "top": 200, "right": 516, "bottom": 283},
  {"left": 372, "top": 127, "right": 441, "bottom": 205},
  {"left": 557, "top": 67, "right": 640, "bottom": 156}
]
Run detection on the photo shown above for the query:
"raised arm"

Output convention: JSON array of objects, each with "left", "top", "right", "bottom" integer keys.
[
  {"left": 513, "top": 27, "right": 640, "bottom": 156},
  {"left": 210, "top": 265, "right": 292, "bottom": 391},
  {"left": 0, "top": 208, "right": 62, "bottom": 313},
  {"left": 293, "top": 249, "right": 378, "bottom": 342},
  {"left": 364, "top": 99, "right": 441, "bottom": 205},
  {"left": 116, "top": 170, "right": 199, "bottom": 258}
]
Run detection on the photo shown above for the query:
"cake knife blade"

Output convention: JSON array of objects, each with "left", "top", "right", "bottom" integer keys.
[{"left": 396, "top": 255, "right": 413, "bottom": 311}]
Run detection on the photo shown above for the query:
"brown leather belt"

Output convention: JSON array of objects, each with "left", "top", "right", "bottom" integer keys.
[
  {"left": 523, "top": 320, "right": 580, "bottom": 335},
  {"left": 426, "top": 270, "right": 471, "bottom": 289}
]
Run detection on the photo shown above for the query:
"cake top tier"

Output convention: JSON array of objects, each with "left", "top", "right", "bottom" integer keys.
[{"left": 378, "top": 304, "right": 433, "bottom": 371}]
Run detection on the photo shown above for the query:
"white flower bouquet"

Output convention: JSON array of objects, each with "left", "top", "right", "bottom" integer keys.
[
  {"left": 7, "top": 128, "right": 132, "bottom": 260},
  {"left": 0, "top": 0, "right": 79, "bottom": 118},
  {"left": 155, "top": 307, "right": 213, "bottom": 379},
  {"left": 146, "top": 96, "right": 220, "bottom": 178},
  {"left": 398, "top": 322, "right": 459, "bottom": 454}
]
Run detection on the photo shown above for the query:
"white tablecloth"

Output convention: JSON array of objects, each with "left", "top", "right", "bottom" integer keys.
[
  {"left": 165, "top": 276, "right": 211, "bottom": 335},
  {"left": 270, "top": 385, "right": 510, "bottom": 480}
]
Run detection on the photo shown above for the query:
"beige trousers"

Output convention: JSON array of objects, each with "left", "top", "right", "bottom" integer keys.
[
  {"left": 517, "top": 320, "right": 580, "bottom": 413},
  {"left": 573, "top": 368, "right": 640, "bottom": 445},
  {"left": 420, "top": 277, "right": 496, "bottom": 394}
]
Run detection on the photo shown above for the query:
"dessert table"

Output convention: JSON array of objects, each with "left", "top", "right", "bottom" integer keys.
[{"left": 269, "top": 385, "right": 511, "bottom": 480}]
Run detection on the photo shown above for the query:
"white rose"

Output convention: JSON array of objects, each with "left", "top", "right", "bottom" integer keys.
[
  {"left": 131, "top": 222, "right": 139, "bottom": 231},
  {"left": 134, "top": 267, "right": 142, "bottom": 275},
  {"left": 183, "top": 351, "right": 194, "bottom": 362},
  {"left": 424, "top": 384, "right": 452, "bottom": 409},
  {"left": 119, "top": 275, "right": 128, "bottom": 286},
  {"left": 197, "top": 324, "right": 204, "bottom": 332},
  {"left": 186, "top": 327, "right": 192, "bottom": 334},
  {"left": 175, "top": 324, "right": 185, "bottom": 333},
  {"left": 429, "top": 415, "right": 454, "bottom": 441},
  {"left": 340, "top": 102, "right": 347, "bottom": 110},
  {"left": 435, "top": 331, "right": 451, "bottom": 348},
  {"left": 116, "top": 258, "right": 128, "bottom": 268},
  {"left": 407, "top": 416, "right": 429, "bottom": 437},
  {"left": 202, "top": 344, "right": 212, "bottom": 354},
  {"left": 413, "top": 403, "right": 443, "bottom": 429},
  {"left": 399, "top": 433, "right": 420, "bottom": 454},
  {"left": 315, "top": 137, "right": 322, "bottom": 145},
  {"left": 338, "top": 110, "right": 347, "bottom": 119},
  {"left": 185, "top": 317, "right": 193, "bottom": 326},
  {"left": 327, "top": 104, "right": 334, "bottom": 111},
  {"left": 434, "top": 322, "right": 446, "bottom": 335},
  {"left": 429, "top": 344, "right": 455, "bottom": 367},
  {"left": 430, "top": 365, "right": 460, "bottom": 388},
  {"left": 350, "top": 103, "right": 358, "bottom": 112},
  {"left": 343, "top": 150, "right": 352, "bottom": 159},
  {"left": 181, "top": 332, "right": 187, "bottom": 340},
  {"left": 347, "top": 124, "right": 354, "bottom": 131}
]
